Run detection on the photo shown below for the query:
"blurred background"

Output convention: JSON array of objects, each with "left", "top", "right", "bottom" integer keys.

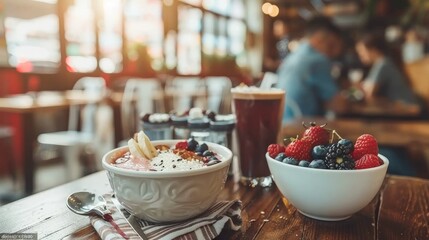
[{"left": 0, "top": 0, "right": 428, "bottom": 204}]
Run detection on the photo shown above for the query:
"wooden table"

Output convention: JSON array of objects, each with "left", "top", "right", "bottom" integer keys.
[
  {"left": 282, "top": 117, "right": 429, "bottom": 147},
  {"left": 0, "top": 171, "right": 428, "bottom": 239},
  {"left": 333, "top": 97, "right": 421, "bottom": 119},
  {"left": 0, "top": 91, "right": 123, "bottom": 195}
]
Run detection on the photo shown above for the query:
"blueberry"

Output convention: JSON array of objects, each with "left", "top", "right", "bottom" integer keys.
[
  {"left": 309, "top": 159, "right": 327, "bottom": 169},
  {"left": 337, "top": 139, "right": 354, "bottom": 154},
  {"left": 311, "top": 145, "right": 328, "bottom": 159},
  {"left": 187, "top": 137, "right": 199, "bottom": 151},
  {"left": 275, "top": 153, "right": 286, "bottom": 162},
  {"left": 282, "top": 157, "right": 298, "bottom": 165},
  {"left": 298, "top": 160, "right": 310, "bottom": 167},
  {"left": 203, "top": 150, "right": 214, "bottom": 157},
  {"left": 195, "top": 143, "right": 208, "bottom": 154}
]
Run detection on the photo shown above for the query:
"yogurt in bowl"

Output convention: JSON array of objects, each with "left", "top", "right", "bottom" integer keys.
[{"left": 102, "top": 133, "right": 232, "bottom": 223}]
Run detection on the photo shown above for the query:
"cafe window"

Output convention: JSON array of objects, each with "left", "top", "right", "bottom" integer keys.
[
  {"left": 202, "top": 13, "right": 215, "bottom": 55},
  {"left": 99, "top": 0, "right": 123, "bottom": 73},
  {"left": 3, "top": 0, "right": 60, "bottom": 73},
  {"left": 177, "top": 5, "right": 202, "bottom": 75},
  {"left": 65, "top": 0, "right": 97, "bottom": 72},
  {"left": 124, "top": 0, "right": 164, "bottom": 71},
  {"left": 228, "top": 19, "right": 245, "bottom": 55}
]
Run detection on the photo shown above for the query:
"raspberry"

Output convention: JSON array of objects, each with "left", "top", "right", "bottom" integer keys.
[
  {"left": 355, "top": 154, "right": 381, "bottom": 169},
  {"left": 175, "top": 141, "right": 188, "bottom": 150},
  {"left": 285, "top": 138, "right": 312, "bottom": 161},
  {"left": 351, "top": 134, "right": 378, "bottom": 160},
  {"left": 302, "top": 122, "right": 330, "bottom": 146},
  {"left": 267, "top": 144, "right": 285, "bottom": 158}
]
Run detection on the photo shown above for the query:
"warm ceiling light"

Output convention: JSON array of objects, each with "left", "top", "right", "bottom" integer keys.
[
  {"left": 262, "top": 2, "right": 272, "bottom": 14},
  {"left": 269, "top": 5, "right": 279, "bottom": 17}
]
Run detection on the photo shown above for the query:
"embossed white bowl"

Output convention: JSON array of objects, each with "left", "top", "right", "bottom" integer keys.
[
  {"left": 102, "top": 140, "right": 232, "bottom": 223},
  {"left": 266, "top": 153, "right": 389, "bottom": 221}
]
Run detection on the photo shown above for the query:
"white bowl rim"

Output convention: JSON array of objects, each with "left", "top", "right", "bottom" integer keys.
[
  {"left": 266, "top": 152, "right": 389, "bottom": 173},
  {"left": 102, "top": 140, "right": 233, "bottom": 178}
]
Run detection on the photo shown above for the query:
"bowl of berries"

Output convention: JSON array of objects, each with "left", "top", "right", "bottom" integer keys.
[{"left": 266, "top": 122, "right": 389, "bottom": 221}]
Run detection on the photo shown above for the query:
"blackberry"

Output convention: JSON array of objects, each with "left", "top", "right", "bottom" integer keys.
[{"left": 324, "top": 143, "right": 355, "bottom": 170}]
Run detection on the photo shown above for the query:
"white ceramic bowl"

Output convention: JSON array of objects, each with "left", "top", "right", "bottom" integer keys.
[
  {"left": 102, "top": 140, "right": 233, "bottom": 223},
  {"left": 266, "top": 153, "right": 389, "bottom": 221}
]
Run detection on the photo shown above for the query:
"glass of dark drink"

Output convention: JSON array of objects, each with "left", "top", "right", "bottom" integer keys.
[{"left": 231, "top": 87, "right": 285, "bottom": 187}]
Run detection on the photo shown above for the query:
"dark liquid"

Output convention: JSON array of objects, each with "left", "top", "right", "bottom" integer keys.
[{"left": 234, "top": 98, "right": 282, "bottom": 178}]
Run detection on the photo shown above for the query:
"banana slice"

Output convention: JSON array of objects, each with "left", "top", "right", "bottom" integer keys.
[
  {"left": 143, "top": 132, "right": 158, "bottom": 158},
  {"left": 128, "top": 138, "right": 145, "bottom": 159},
  {"left": 137, "top": 131, "right": 158, "bottom": 159},
  {"left": 137, "top": 131, "right": 151, "bottom": 159}
]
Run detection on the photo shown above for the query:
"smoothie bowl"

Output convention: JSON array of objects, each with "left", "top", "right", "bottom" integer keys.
[{"left": 102, "top": 132, "right": 233, "bottom": 223}]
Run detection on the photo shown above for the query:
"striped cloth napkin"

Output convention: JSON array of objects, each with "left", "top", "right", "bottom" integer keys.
[{"left": 90, "top": 194, "right": 242, "bottom": 240}]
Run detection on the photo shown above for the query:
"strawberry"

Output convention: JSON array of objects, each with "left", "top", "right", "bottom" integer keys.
[
  {"left": 355, "top": 154, "right": 381, "bottom": 169},
  {"left": 285, "top": 138, "right": 312, "bottom": 161},
  {"left": 175, "top": 141, "right": 188, "bottom": 150},
  {"left": 267, "top": 144, "right": 285, "bottom": 158},
  {"left": 351, "top": 134, "right": 378, "bottom": 160},
  {"left": 302, "top": 122, "right": 330, "bottom": 146}
]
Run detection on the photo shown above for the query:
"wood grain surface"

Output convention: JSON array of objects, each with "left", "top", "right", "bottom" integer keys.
[{"left": 1, "top": 171, "right": 428, "bottom": 239}]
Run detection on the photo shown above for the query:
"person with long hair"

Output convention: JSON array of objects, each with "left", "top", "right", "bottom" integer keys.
[{"left": 355, "top": 32, "right": 420, "bottom": 108}]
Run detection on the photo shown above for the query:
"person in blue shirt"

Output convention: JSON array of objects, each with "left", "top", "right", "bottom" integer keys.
[{"left": 276, "top": 17, "right": 344, "bottom": 122}]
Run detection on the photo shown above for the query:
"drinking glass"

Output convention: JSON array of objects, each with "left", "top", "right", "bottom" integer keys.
[{"left": 231, "top": 87, "right": 285, "bottom": 187}]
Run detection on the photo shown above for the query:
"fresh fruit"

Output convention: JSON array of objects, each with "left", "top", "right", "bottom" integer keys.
[
  {"left": 324, "top": 143, "right": 355, "bottom": 170},
  {"left": 275, "top": 152, "right": 287, "bottom": 162},
  {"left": 195, "top": 143, "right": 209, "bottom": 154},
  {"left": 128, "top": 131, "right": 158, "bottom": 159},
  {"left": 137, "top": 131, "right": 158, "bottom": 159},
  {"left": 128, "top": 138, "right": 146, "bottom": 159},
  {"left": 337, "top": 139, "right": 354, "bottom": 154},
  {"left": 351, "top": 134, "right": 378, "bottom": 160},
  {"left": 267, "top": 144, "right": 286, "bottom": 158},
  {"left": 311, "top": 145, "right": 328, "bottom": 159},
  {"left": 285, "top": 138, "right": 313, "bottom": 161},
  {"left": 298, "top": 160, "right": 310, "bottom": 167},
  {"left": 187, "top": 137, "right": 199, "bottom": 151},
  {"left": 303, "top": 122, "right": 330, "bottom": 146},
  {"left": 355, "top": 154, "right": 381, "bottom": 169},
  {"left": 202, "top": 150, "right": 214, "bottom": 157},
  {"left": 283, "top": 157, "right": 298, "bottom": 165},
  {"left": 309, "top": 159, "right": 327, "bottom": 169},
  {"left": 271, "top": 123, "right": 380, "bottom": 170},
  {"left": 175, "top": 141, "right": 188, "bottom": 150}
]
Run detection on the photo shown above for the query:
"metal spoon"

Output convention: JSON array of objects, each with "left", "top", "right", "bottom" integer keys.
[
  {"left": 66, "top": 191, "right": 111, "bottom": 219},
  {"left": 67, "top": 192, "right": 129, "bottom": 239}
]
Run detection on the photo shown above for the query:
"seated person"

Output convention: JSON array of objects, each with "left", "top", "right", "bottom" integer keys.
[
  {"left": 356, "top": 32, "right": 419, "bottom": 176},
  {"left": 355, "top": 32, "right": 420, "bottom": 110},
  {"left": 276, "top": 16, "right": 345, "bottom": 122}
]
